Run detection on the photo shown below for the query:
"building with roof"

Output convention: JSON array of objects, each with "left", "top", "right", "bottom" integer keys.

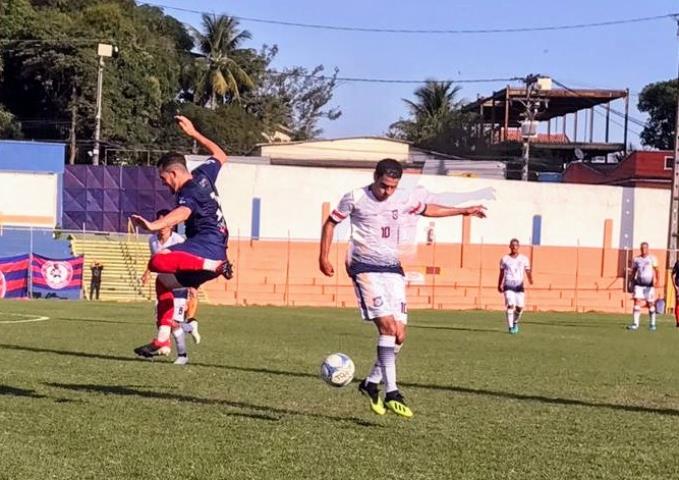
[
  {"left": 254, "top": 136, "right": 507, "bottom": 179},
  {"left": 463, "top": 80, "right": 630, "bottom": 176},
  {"left": 563, "top": 150, "right": 674, "bottom": 189}
]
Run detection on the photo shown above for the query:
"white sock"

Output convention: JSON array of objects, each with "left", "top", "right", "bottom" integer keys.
[
  {"left": 377, "top": 335, "right": 397, "bottom": 393},
  {"left": 172, "top": 327, "right": 187, "bottom": 356},
  {"left": 172, "top": 289, "right": 188, "bottom": 322},
  {"left": 506, "top": 308, "right": 515, "bottom": 329},
  {"left": 366, "top": 344, "right": 402, "bottom": 385},
  {"left": 366, "top": 360, "right": 382, "bottom": 384},
  {"left": 632, "top": 307, "right": 641, "bottom": 327},
  {"left": 650, "top": 307, "right": 656, "bottom": 327},
  {"left": 203, "top": 259, "right": 220, "bottom": 271},
  {"left": 157, "top": 325, "right": 171, "bottom": 343}
]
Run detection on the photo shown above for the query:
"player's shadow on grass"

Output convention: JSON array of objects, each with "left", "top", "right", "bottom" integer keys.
[
  {"left": 402, "top": 382, "right": 679, "bottom": 417},
  {"left": 0, "top": 385, "right": 47, "bottom": 399},
  {"left": 53, "top": 317, "right": 133, "bottom": 325},
  {"left": 520, "top": 320, "right": 611, "bottom": 329},
  {"left": 10, "top": 342, "right": 679, "bottom": 419},
  {"left": 46, "top": 383, "right": 380, "bottom": 428},
  {"left": 409, "top": 324, "right": 504, "bottom": 334}
]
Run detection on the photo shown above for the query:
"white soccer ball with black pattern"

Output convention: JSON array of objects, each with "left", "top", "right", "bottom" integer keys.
[{"left": 320, "top": 353, "right": 355, "bottom": 387}]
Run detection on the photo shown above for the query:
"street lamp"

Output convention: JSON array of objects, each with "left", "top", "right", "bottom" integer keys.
[{"left": 92, "top": 43, "right": 117, "bottom": 165}]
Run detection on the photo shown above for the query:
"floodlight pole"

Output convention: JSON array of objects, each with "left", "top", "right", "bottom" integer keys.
[
  {"left": 92, "top": 43, "right": 114, "bottom": 166},
  {"left": 667, "top": 16, "right": 679, "bottom": 269}
]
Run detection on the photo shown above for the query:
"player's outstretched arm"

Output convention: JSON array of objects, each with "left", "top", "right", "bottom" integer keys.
[
  {"left": 175, "top": 115, "right": 228, "bottom": 165},
  {"left": 423, "top": 204, "right": 487, "bottom": 218},
  {"left": 526, "top": 269, "right": 534, "bottom": 285},
  {"left": 130, "top": 206, "right": 191, "bottom": 232},
  {"left": 319, "top": 219, "right": 336, "bottom": 277}
]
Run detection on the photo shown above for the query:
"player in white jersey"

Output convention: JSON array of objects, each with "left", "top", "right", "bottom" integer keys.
[
  {"left": 319, "top": 159, "right": 487, "bottom": 418},
  {"left": 627, "top": 242, "right": 659, "bottom": 331},
  {"left": 498, "top": 239, "right": 533, "bottom": 334},
  {"left": 140, "top": 209, "right": 200, "bottom": 364}
]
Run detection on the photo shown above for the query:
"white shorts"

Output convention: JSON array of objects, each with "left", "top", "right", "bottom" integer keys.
[
  {"left": 352, "top": 272, "right": 407, "bottom": 324},
  {"left": 504, "top": 290, "right": 525, "bottom": 308},
  {"left": 633, "top": 285, "right": 656, "bottom": 302}
]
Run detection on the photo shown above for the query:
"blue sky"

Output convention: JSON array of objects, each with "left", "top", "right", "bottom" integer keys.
[{"left": 149, "top": 0, "right": 679, "bottom": 146}]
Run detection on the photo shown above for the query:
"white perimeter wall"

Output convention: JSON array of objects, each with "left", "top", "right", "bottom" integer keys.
[
  {"left": 0, "top": 171, "right": 58, "bottom": 226},
  {"left": 212, "top": 163, "right": 670, "bottom": 249}
]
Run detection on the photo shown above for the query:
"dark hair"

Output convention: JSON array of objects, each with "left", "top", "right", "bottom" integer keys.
[
  {"left": 157, "top": 152, "right": 187, "bottom": 171},
  {"left": 641, "top": 242, "right": 649, "bottom": 247},
  {"left": 156, "top": 209, "right": 171, "bottom": 219},
  {"left": 374, "top": 158, "right": 403, "bottom": 179},
  {"left": 510, "top": 238, "right": 520, "bottom": 244}
]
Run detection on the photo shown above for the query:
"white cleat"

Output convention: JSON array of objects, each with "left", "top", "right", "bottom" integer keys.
[
  {"left": 173, "top": 355, "right": 189, "bottom": 365},
  {"left": 189, "top": 320, "right": 201, "bottom": 344}
]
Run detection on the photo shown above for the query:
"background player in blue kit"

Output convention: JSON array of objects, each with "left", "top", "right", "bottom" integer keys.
[{"left": 130, "top": 116, "right": 232, "bottom": 357}]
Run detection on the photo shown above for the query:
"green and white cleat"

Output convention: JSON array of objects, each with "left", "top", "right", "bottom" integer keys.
[
  {"left": 385, "top": 391, "right": 413, "bottom": 418},
  {"left": 358, "top": 380, "right": 386, "bottom": 416}
]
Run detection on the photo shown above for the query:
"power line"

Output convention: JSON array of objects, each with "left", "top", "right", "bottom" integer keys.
[
  {"left": 269, "top": 71, "right": 521, "bottom": 85},
  {"left": 1, "top": 38, "right": 520, "bottom": 85},
  {"left": 142, "top": 3, "right": 677, "bottom": 35}
]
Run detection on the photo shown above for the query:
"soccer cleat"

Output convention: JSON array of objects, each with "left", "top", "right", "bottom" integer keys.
[
  {"left": 134, "top": 340, "right": 171, "bottom": 358},
  {"left": 513, "top": 324, "right": 520, "bottom": 334},
  {"left": 626, "top": 324, "right": 639, "bottom": 331},
  {"left": 187, "top": 319, "right": 201, "bottom": 344},
  {"left": 173, "top": 355, "right": 189, "bottom": 365},
  {"left": 358, "top": 380, "right": 386, "bottom": 416},
  {"left": 385, "top": 391, "right": 413, "bottom": 418},
  {"left": 649, "top": 324, "right": 657, "bottom": 332},
  {"left": 509, "top": 326, "right": 518, "bottom": 335},
  {"left": 216, "top": 259, "right": 234, "bottom": 280}
]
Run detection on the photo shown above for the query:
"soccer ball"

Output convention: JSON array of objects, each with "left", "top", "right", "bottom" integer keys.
[{"left": 320, "top": 353, "right": 355, "bottom": 387}]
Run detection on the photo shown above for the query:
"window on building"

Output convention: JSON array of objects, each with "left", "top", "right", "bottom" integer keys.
[{"left": 665, "top": 156, "right": 674, "bottom": 170}]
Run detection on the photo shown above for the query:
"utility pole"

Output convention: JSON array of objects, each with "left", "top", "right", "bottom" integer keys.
[
  {"left": 92, "top": 43, "right": 115, "bottom": 165},
  {"left": 520, "top": 74, "right": 548, "bottom": 181},
  {"left": 667, "top": 16, "right": 679, "bottom": 269}
]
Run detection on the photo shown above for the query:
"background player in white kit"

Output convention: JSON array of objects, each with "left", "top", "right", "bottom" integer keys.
[
  {"left": 627, "top": 242, "right": 659, "bottom": 331},
  {"left": 319, "top": 159, "right": 486, "bottom": 418},
  {"left": 498, "top": 238, "right": 533, "bottom": 334},
  {"left": 140, "top": 209, "right": 200, "bottom": 364}
]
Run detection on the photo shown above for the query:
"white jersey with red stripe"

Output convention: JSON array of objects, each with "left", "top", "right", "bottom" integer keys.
[
  {"left": 330, "top": 186, "right": 426, "bottom": 273},
  {"left": 149, "top": 231, "right": 185, "bottom": 255}
]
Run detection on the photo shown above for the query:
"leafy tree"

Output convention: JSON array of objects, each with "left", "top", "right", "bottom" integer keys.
[
  {"left": 157, "top": 101, "right": 264, "bottom": 156},
  {"left": 0, "top": 0, "right": 193, "bottom": 162},
  {"left": 389, "top": 80, "right": 477, "bottom": 154},
  {"left": 190, "top": 14, "right": 255, "bottom": 108},
  {"left": 638, "top": 79, "right": 677, "bottom": 150},
  {"left": 244, "top": 47, "right": 341, "bottom": 140}
]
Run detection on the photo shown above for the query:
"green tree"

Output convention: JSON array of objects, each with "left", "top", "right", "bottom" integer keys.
[
  {"left": 191, "top": 14, "right": 255, "bottom": 108},
  {"left": 244, "top": 46, "right": 341, "bottom": 140},
  {"left": 389, "top": 80, "right": 477, "bottom": 154},
  {"left": 638, "top": 79, "right": 677, "bottom": 150},
  {"left": 0, "top": 0, "right": 193, "bottom": 162},
  {"left": 157, "top": 101, "right": 264, "bottom": 156}
]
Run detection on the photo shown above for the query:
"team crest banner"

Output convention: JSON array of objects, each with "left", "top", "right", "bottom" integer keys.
[
  {"left": 31, "top": 254, "right": 84, "bottom": 298},
  {"left": 0, "top": 254, "right": 29, "bottom": 299}
]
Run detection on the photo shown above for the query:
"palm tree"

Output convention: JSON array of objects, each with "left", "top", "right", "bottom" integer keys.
[
  {"left": 192, "top": 14, "right": 255, "bottom": 108},
  {"left": 389, "top": 80, "right": 474, "bottom": 152},
  {"left": 403, "top": 80, "right": 463, "bottom": 126}
]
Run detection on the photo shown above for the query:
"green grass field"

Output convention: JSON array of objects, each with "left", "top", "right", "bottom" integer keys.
[{"left": 2, "top": 301, "right": 679, "bottom": 479}]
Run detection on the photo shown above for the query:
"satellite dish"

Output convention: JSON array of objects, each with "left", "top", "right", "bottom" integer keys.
[{"left": 574, "top": 148, "right": 584, "bottom": 161}]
